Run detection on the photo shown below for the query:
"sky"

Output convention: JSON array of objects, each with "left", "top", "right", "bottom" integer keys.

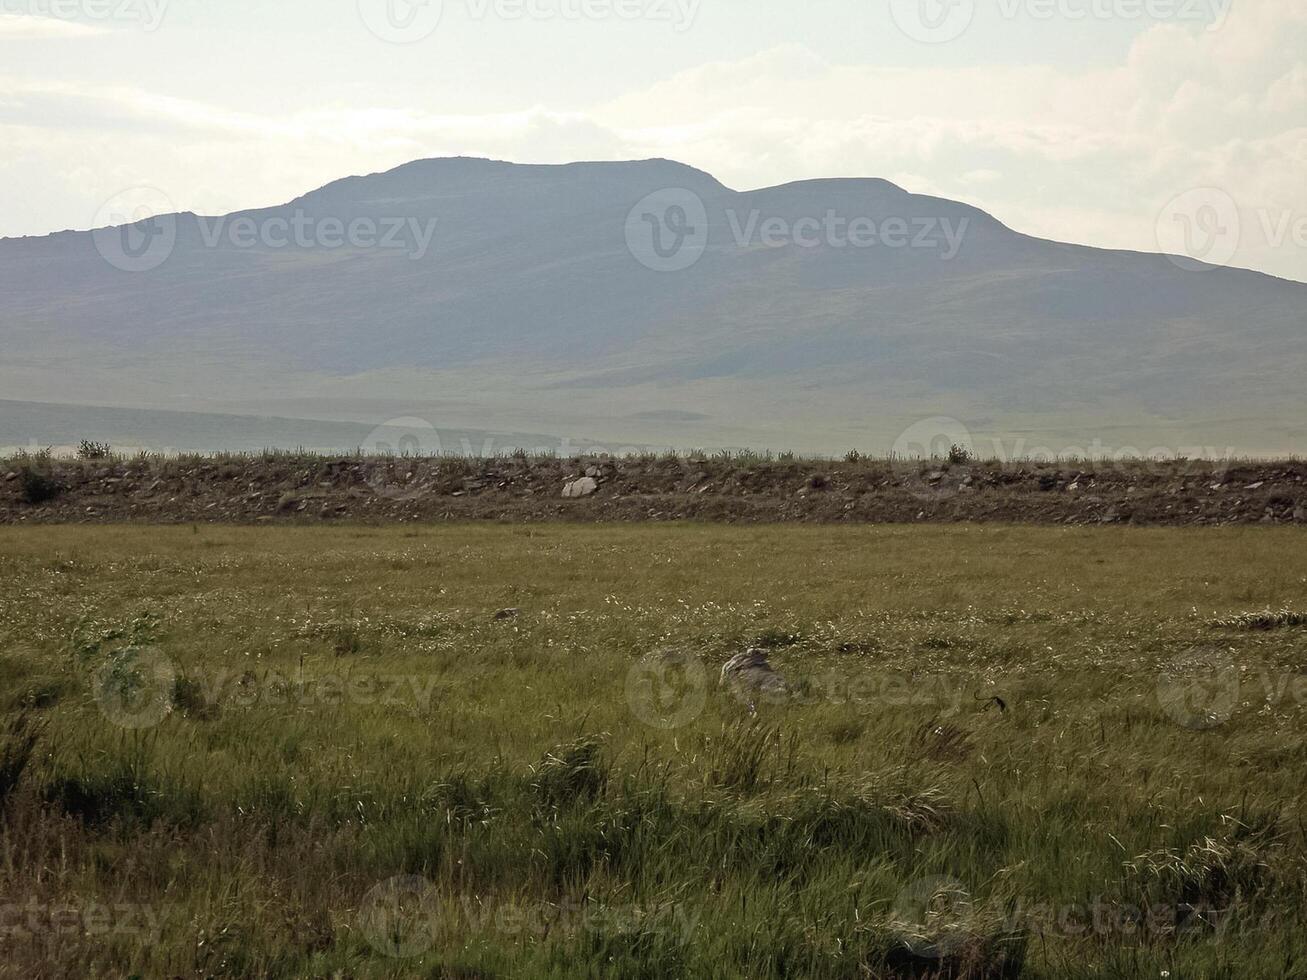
[{"left": 1, "top": 0, "right": 1304, "bottom": 282}]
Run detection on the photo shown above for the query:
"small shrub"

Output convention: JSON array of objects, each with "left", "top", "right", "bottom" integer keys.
[
  {"left": 948, "top": 444, "right": 974, "bottom": 465},
  {"left": 77, "top": 440, "right": 112, "bottom": 460},
  {"left": 19, "top": 466, "right": 62, "bottom": 505}
]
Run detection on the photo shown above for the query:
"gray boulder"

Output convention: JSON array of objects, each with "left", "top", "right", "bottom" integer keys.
[
  {"left": 562, "top": 477, "right": 599, "bottom": 498},
  {"left": 720, "top": 648, "right": 790, "bottom": 703}
]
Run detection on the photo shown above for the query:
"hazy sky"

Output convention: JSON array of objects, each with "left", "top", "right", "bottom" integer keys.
[{"left": 2, "top": 0, "right": 1304, "bottom": 281}]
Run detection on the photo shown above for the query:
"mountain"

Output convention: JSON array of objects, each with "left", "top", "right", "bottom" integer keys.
[{"left": 2, "top": 157, "right": 1304, "bottom": 456}]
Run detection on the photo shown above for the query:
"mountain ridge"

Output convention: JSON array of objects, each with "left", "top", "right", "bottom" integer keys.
[{"left": 1, "top": 157, "right": 1303, "bottom": 455}]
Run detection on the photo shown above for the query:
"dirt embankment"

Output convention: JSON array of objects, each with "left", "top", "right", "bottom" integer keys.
[{"left": 3, "top": 454, "right": 1306, "bottom": 526}]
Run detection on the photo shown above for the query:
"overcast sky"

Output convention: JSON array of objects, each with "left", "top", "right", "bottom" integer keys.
[{"left": 2, "top": 0, "right": 1304, "bottom": 281}]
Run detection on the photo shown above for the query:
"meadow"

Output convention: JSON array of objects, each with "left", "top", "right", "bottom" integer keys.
[{"left": 0, "top": 523, "right": 1305, "bottom": 978}]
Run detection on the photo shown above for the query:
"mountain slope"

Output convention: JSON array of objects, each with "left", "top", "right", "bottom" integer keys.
[{"left": 1, "top": 157, "right": 1304, "bottom": 455}]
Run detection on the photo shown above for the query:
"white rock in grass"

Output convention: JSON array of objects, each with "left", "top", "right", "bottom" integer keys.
[
  {"left": 720, "top": 648, "right": 790, "bottom": 704},
  {"left": 562, "top": 477, "right": 599, "bottom": 498}
]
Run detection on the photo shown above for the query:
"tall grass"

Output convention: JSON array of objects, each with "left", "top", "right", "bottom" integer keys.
[{"left": 0, "top": 523, "right": 1303, "bottom": 977}]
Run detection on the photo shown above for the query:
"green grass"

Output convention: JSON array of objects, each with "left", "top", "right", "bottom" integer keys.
[{"left": 0, "top": 523, "right": 1305, "bottom": 978}]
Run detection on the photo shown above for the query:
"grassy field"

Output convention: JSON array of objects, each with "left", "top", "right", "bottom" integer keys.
[{"left": 0, "top": 523, "right": 1305, "bottom": 978}]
